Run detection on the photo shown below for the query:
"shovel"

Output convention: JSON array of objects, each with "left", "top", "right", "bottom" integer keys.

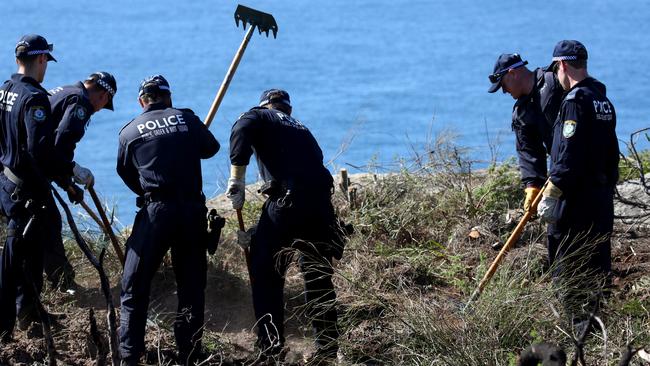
[
  {"left": 204, "top": 4, "right": 278, "bottom": 128},
  {"left": 463, "top": 180, "right": 549, "bottom": 312}
]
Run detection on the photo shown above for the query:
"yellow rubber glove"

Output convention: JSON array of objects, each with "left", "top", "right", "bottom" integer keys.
[{"left": 524, "top": 186, "right": 541, "bottom": 213}]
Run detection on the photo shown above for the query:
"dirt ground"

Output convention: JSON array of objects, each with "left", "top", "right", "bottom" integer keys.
[
  {"left": 0, "top": 176, "right": 649, "bottom": 365},
  {"left": 0, "top": 246, "right": 320, "bottom": 365}
]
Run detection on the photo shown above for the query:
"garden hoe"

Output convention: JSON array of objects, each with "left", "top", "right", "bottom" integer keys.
[
  {"left": 463, "top": 180, "right": 549, "bottom": 312},
  {"left": 203, "top": 5, "right": 279, "bottom": 285},
  {"left": 203, "top": 4, "right": 278, "bottom": 128}
]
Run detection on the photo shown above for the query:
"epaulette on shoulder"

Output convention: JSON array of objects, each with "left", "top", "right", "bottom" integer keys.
[
  {"left": 178, "top": 107, "right": 196, "bottom": 115},
  {"left": 27, "top": 89, "right": 49, "bottom": 103},
  {"left": 118, "top": 120, "right": 135, "bottom": 134},
  {"left": 249, "top": 106, "right": 266, "bottom": 113},
  {"left": 238, "top": 107, "right": 264, "bottom": 120},
  {"left": 564, "top": 87, "right": 583, "bottom": 101}
]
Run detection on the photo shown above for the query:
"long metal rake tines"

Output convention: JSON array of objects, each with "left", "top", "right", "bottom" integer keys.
[{"left": 235, "top": 4, "right": 278, "bottom": 38}]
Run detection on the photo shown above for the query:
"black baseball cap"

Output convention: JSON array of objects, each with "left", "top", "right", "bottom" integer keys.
[
  {"left": 138, "top": 74, "right": 171, "bottom": 97},
  {"left": 15, "top": 34, "right": 56, "bottom": 62},
  {"left": 86, "top": 71, "right": 117, "bottom": 110},
  {"left": 487, "top": 53, "right": 528, "bottom": 93},
  {"left": 547, "top": 40, "right": 588, "bottom": 71},
  {"left": 259, "top": 89, "right": 291, "bottom": 107}
]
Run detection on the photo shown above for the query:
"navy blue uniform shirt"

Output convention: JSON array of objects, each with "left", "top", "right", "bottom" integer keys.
[
  {"left": 230, "top": 107, "right": 333, "bottom": 193},
  {"left": 0, "top": 73, "right": 59, "bottom": 187},
  {"left": 117, "top": 103, "right": 219, "bottom": 197},
  {"left": 512, "top": 68, "right": 563, "bottom": 188},
  {"left": 49, "top": 82, "right": 94, "bottom": 177},
  {"left": 549, "top": 77, "right": 619, "bottom": 195}
]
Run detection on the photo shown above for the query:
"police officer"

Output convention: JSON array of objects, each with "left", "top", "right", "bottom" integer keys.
[
  {"left": 0, "top": 34, "right": 82, "bottom": 341},
  {"left": 227, "top": 89, "right": 340, "bottom": 364},
  {"left": 43, "top": 71, "right": 117, "bottom": 289},
  {"left": 537, "top": 40, "right": 619, "bottom": 321},
  {"left": 117, "top": 75, "right": 219, "bottom": 365},
  {"left": 488, "top": 53, "right": 563, "bottom": 213}
]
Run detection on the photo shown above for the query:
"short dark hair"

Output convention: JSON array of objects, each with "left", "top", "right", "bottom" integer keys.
[
  {"left": 15, "top": 46, "right": 38, "bottom": 65},
  {"left": 140, "top": 92, "right": 170, "bottom": 106},
  {"left": 267, "top": 102, "right": 291, "bottom": 115},
  {"left": 566, "top": 59, "right": 587, "bottom": 69}
]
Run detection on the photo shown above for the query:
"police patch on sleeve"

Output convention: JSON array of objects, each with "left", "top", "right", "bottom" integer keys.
[
  {"left": 74, "top": 105, "right": 87, "bottom": 120},
  {"left": 562, "top": 120, "right": 577, "bottom": 138},
  {"left": 31, "top": 106, "right": 46, "bottom": 122}
]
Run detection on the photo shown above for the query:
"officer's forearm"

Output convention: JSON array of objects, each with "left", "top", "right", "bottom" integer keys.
[{"left": 230, "top": 164, "right": 247, "bottom": 181}]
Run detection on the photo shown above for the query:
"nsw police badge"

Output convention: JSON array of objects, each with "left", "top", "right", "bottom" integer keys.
[
  {"left": 31, "top": 106, "right": 46, "bottom": 122},
  {"left": 74, "top": 105, "right": 87, "bottom": 120},
  {"left": 562, "top": 120, "right": 577, "bottom": 138}
]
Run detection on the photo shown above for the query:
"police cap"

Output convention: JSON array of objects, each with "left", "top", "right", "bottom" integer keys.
[
  {"left": 86, "top": 71, "right": 117, "bottom": 110},
  {"left": 138, "top": 74, "right": 171, "bottom": 98},
  {"left": 259, "top": 89, "right": 291, "bottom": 107},
  {"left": 15, "top": 34, "right": 56, "bottom": 62},
  {"left": 487, "top": 53, "right": 528, "bottom": 93},
  {"left": 547, "top": 40, "right": 588, "bottom": 70}
]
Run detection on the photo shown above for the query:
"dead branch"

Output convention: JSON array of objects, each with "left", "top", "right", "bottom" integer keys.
[{"left": 51, "top": 187, "right": 120, "bottom": 366}]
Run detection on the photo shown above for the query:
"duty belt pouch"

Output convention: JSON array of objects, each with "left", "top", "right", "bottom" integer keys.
[
  {"left": 135, "top": 196, "right": 145, "bottom": 208},
  {"left": 206, "top": 208, "right": 226, "bottom": 255},
  {"left": 20, "top": 199, "right": 45, "bottom": 240},
  {"left": 329, "top": 219, "right": 354, "bottom": 260},
  {"left": 258, "top": 180, "right": 284, "bottom": 197}
]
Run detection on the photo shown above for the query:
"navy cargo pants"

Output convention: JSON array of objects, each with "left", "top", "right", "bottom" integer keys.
[
  {"left": 41, "top": 205, "right": 74, "bottom": 287},
  {"left": 547, "top": 185, "right": 614, "bottom": 318},
  {"left": 251, "top": 191, "right": 339, "bottom": 355},
  {"left": 0, "top": 173, "right": 52, "bottom": 337},
  {"left": 119, "top": 199, "right": 207, "bottom": 360}
]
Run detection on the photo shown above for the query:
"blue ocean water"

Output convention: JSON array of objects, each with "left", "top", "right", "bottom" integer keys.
[{"left": 0, "top": 0, "right": 648, "bottom": 223}]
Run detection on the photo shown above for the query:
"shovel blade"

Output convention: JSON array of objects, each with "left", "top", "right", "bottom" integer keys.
[{"left": 235, "top": 5, "right": 278, "bottom": 38}]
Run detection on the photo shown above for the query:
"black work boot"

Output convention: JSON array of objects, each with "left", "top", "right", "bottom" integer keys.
[
  {"left": 252, "top": 339, "right": 288, "bottom": 365},
  {"left": 305, "top": 348, "right": 338, "bottom": 366},
  {"left": 0, "top": 331, "right": 12, "bottom": 345},
  {"left": 178, "top": 348, "right": 208, "bottom": 366},
  {"left": 17, "top": 312, "right": 39, "bottom": 332},
  {"left": 52, "top": 268, "right": 78, "bottom": 293},
  {"left": 120, "top": 357, "right": 140, "bottom": 366}
]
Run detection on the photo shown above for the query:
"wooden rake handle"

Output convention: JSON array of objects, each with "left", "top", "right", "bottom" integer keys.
[
  {"left": 202, "top": 23, "right": 256, "bottom": 283},
  {"left": 204, "top": 25, "right": 256, "bottom": 128},
  {"left": 464, "top": 180, "right": 550, "bottom": 311}
]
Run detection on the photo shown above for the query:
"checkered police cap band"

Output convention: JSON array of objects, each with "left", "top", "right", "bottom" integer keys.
[
  {"left": 259, "top": 97, "right": 290, "bottom": 107},
  {"left": 96, "top": 79, "right": 116, "bottom": 96},
  {"left": 495, "top": 60, "right": 527, "bottom": 75},
  {"left": 138, "top": 84, "right": 170, "bottom": 97},
  {"left": 26, "top": 49, "right": 51, "bottom": 55},
  {"left": 552, "top": 55, "right": 578, "bottom": 61}
]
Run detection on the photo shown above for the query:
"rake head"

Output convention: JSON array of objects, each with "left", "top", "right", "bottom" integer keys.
[{"left": 234, "top": 5, "right": 278, "bottom": 38}]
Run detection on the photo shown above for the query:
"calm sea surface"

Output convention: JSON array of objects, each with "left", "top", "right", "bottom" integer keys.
[{"left": 0, "top": 0, "right": 649, "bottom": 223}]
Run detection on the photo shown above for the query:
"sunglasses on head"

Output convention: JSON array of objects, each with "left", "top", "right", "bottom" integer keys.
[{"left": 489, "top": 60, "right": 528, "bottom": 83}]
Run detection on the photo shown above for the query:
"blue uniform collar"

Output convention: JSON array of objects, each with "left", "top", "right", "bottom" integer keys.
[
  {"left": 74, "top": 81, "right": 90, "bottom": 99},
  {"left": 568, "top": 77, "right": 595, "bottom": 92},
  {"left": 11, "top": 73, "right": 49, "bottom": 94}
]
